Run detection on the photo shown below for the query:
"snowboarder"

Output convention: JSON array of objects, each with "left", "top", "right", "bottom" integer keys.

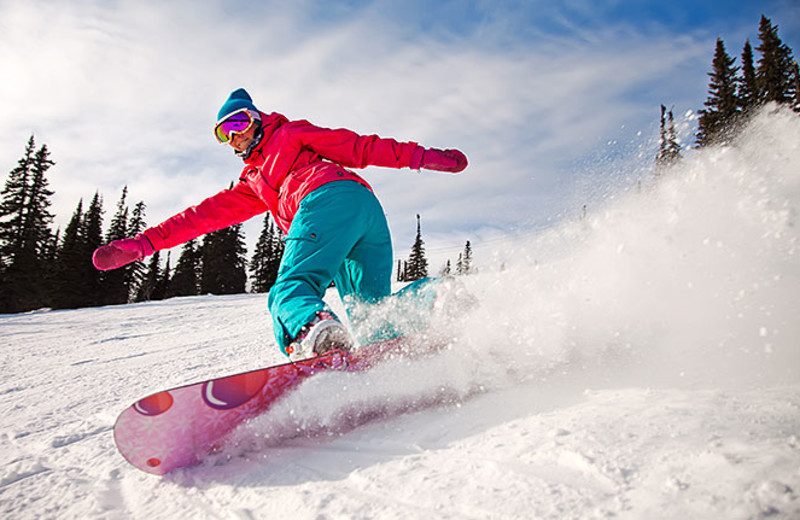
[{"left": 93, "top": 88, "right": 468, "bottom": 361}]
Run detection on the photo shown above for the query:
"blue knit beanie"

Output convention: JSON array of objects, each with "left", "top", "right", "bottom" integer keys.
[{"left": 217, "top": 88, "right": 259, "bottom": 122}]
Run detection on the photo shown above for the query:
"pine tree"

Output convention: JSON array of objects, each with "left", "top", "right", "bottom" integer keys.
[
  {"left": 405, "top": 214, "right": 428, "bottom": 281},
  {"left": 52, "top": 193, "right": 104, "bottom": 309},
  {"left": 136, "top": 251, "right": 161, "bottom": 302},
  {"left": 127, "top": 201, "right": 148, "bottom": 300},
  {"left": 250, "top": 216, "right": 272, "bottom": 293},
  {"left": 200, "top": 224, "right": 247, "bottom": 295},
  {"left": 250, "top": 215, "right": 283, "bottom": 293},
  {"left": 440, "top": 259, "right": 451, "bottom": 277},
  {"left": 228, "top": 223, "right": 248, "bottom": 294},
  {"left": 657, "top": 106, "right": 682, "bottom": 171},
  {"left": 152, "top": 252, "right": 170, "bottom": 300},
  {"left": 792, "top": 60, "right": 800, "bottom": 112},
  {"left": 755, "top": 15, "right": 795, "bottom": 106},
  {"left": 0, "top": 136, "right": 36, "bottom": 269},
  {"left": 457, "top": 241, "right": 473, "bottom": 275},
  {"left": 200, "top": 228, "right": 222, "bottom": 294},
  {"left": 81, "top": 192, "right": 105, "bottom": 307},
  {"left": 53, "top": 200, "right": 85, "bottom": 309},
  {"left": 657, "top": 104, "right": 668, "bottom": 169},
  {"left": 667, "top": 110, "right": 681, "bottom": 161},
  {"left": 106, "top": 187, "right": 129, "bottom": 243},
  {"left": 269, "top": 222, "right": 285, "bottom": 287},
  {"left": 101, "top": 187, "right": 131, "bottom": 305},
  {"left": 696, "top": 38, "right": 740, "bottom": 146},
  {"left": 0, "top": 136, "right": 56, "bottom": 312},
  {"left": 26, "top": 144, "right": 57, "bottom": 308},
  {"left": 40, "top": 228, "right": 60, "bottom": 304},
  {"left": 200, "top": 185, "right": 249, "bottom": 295},
  {"left": 169, "top": 239, "right": 200, "bottom": 297},
  {"left": 656, "top": 105, "right": 681, "bottom": 169},
  {"left": 739, "top": 40, "right": 759, "bottom": 112}
]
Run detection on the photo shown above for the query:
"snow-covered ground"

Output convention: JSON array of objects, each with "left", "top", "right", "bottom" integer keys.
[{"left": 2, "top": 106, "right": 800, "bottom": 519}]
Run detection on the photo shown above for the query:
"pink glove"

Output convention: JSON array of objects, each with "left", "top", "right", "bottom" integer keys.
[
  {"left": 92, "top": 234, "right": 154, "bottom": 271},
  {"left": 411, "top": 147, "right": 468, "bottom": 173}
]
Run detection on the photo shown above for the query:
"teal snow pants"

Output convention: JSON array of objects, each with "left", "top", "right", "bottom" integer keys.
[{"left": 268, "top": 181, "right": 393, "bottom": 355}]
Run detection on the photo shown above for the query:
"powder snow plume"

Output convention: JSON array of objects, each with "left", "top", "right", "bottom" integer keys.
[
  {"left": 221, "top": 105, "right": 800, "bottom": 456},
  {"left": 460, "top": 104, "right": 800, "bottom": 391}
]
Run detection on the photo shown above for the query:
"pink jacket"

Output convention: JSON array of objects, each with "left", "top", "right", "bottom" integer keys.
[{"left": 142, "top": 112, "right": 424, "bottom": 251}]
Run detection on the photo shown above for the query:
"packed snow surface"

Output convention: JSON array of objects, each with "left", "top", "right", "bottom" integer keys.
[{"left": 2, "top": 107, "right": 800, "bottom": 519}]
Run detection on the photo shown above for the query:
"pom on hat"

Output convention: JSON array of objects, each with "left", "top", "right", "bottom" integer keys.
[{"left": 217, "top": 88, "right": 259, "bottom": 123}]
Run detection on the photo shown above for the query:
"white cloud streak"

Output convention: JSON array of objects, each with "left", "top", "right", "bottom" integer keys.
[{"left": 0, "top": 0, "right": 748, "bottom": 265}]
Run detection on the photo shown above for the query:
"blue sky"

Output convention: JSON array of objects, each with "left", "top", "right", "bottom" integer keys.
[{"left": 1, "top": 0, "right": 798, "bottom": 270}]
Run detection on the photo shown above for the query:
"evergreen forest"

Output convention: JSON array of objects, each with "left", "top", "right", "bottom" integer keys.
[{"left": 656, "top": 15, "right": 798, "bottom": 166}]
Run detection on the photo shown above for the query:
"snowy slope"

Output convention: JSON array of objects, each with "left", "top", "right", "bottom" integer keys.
[{"left": 2, "top": 106, "right": 800, "bottom": 519}]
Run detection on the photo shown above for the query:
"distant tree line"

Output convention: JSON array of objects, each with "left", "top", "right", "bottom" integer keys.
[
  {"left": 0, "top": 135, "right": 473, "bottom": 314},
  {"left": 0, "top": 147, "right": 285, "bottom": 314},
  {"left": 657, "top": 14, "right": 798, "bottom": 168},
  {"left": 397, "top": 214, "right": 474, "bottom": 282},
  {"left": 0, "top": 134, "right": 465, "bottom": 314}
]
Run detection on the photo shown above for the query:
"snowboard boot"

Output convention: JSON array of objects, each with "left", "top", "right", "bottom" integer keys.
[{"left": 286, "top": 311, "right": 353, "bottom": 362}]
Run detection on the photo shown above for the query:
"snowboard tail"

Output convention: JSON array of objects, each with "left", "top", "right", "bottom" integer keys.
[{"left": 114, "top": 336, "right": 412, "bottom": 475}]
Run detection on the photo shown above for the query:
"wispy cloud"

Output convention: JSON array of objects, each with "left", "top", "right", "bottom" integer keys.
[{"left": 1, "top": 0, "right": 788, "bottom": 266}]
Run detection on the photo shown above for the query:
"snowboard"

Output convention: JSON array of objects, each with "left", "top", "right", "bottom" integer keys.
[{"left": 114, "top": 335, "right": 419, "bottom": 475}]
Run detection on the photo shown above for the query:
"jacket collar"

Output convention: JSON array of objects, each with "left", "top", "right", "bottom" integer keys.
[{"left": 238, "top": 111, "right": 288, "bottom": 160}]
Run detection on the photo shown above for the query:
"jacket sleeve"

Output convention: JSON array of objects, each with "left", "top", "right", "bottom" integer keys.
[
  {"left": 141, "top": 181, "right": 268, "bottom": 251},
  {"left": 291, "top": 120, "right": 425, "bottom": 170}
]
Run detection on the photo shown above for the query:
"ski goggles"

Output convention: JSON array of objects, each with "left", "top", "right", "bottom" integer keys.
[{"left": 214, "top": 108, "right": 259, "bottom": 144}]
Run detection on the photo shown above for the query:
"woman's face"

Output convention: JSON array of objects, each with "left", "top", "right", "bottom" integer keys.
[{"left": 229, "top": 123, "right": 257, "bottom": 153}]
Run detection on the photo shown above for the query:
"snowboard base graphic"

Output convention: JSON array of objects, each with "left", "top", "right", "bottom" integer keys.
[{"left": 114, "top": 336, "right": 419, "bottom": 475}]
